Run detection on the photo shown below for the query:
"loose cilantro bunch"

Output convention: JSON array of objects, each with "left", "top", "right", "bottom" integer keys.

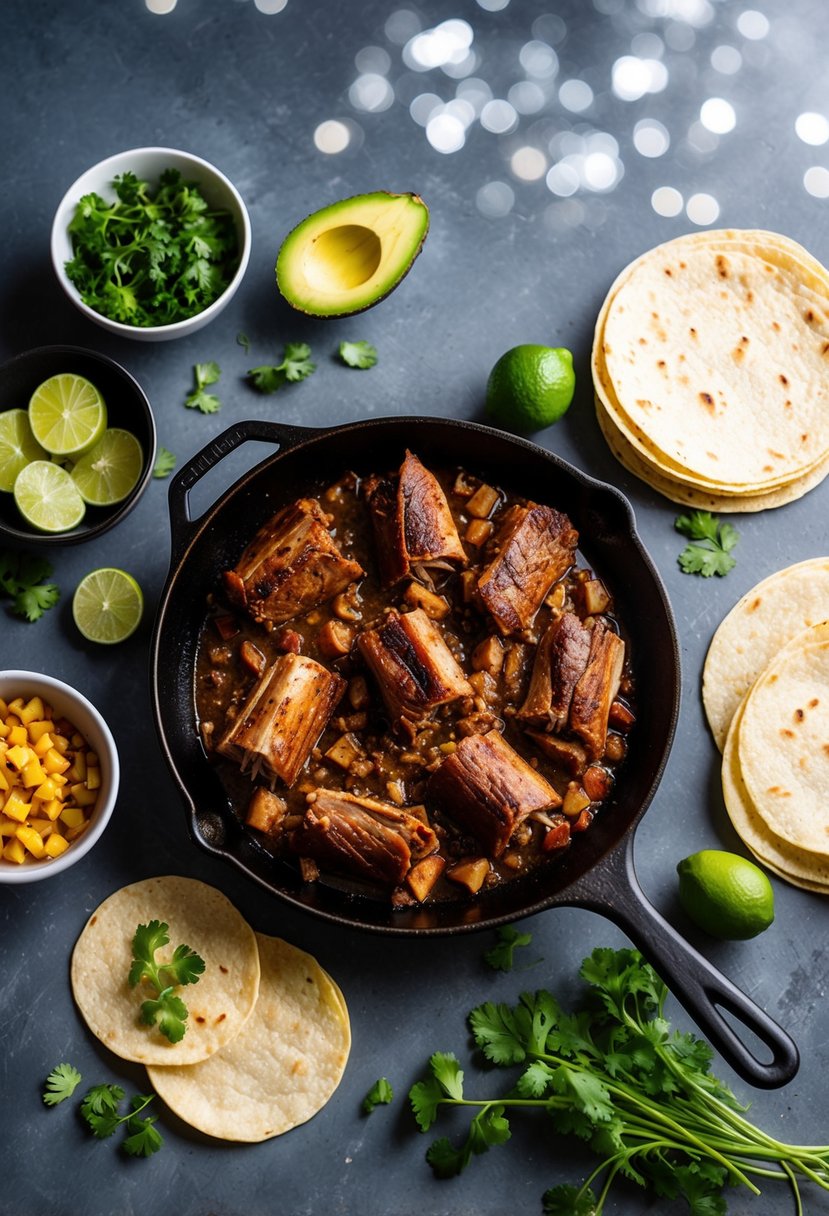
[
  {"left": 129, "top": 920, "right": 206, "bottom": 1044},
  {"left": 410, "top": 947, "right": 829, "bottom": 1213},
  {"left": 65, "top": 169, "right": 238, "bottom": 328},
  {"left": 675, "top": 511, "right": 738, "bottom": 577},
  {"left": 247, "top": 342, "right": 316, "bottom": 393},
  {"left": 43, "top": 1066, "right": 163, "bottom": 1157},
  {"left": 0, "top": 551, "right": 60, "bottom": 622}
]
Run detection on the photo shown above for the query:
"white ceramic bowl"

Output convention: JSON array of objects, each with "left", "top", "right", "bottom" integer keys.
[
  {"left": 50, "top": 147, "right": 251, "bottom": 342},
  {"left": 0, "top": 671, "right": 119, "bottom": 883}
]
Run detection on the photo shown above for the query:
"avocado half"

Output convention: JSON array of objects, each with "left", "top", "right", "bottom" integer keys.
[{"left": 275, "top": 191, "right": 429, "bottom": 317}]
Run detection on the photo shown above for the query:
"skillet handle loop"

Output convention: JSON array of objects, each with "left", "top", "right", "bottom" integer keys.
[
  {"left": 567, "top": 841, "right": 799, "bottom": 1089},
  {"left": 167, "top": 419, "right": 314, "bottom": 563}
]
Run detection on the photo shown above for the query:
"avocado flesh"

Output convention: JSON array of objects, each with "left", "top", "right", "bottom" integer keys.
[{"left": 276, "top": 192, "right": 429, "bottom": 317}]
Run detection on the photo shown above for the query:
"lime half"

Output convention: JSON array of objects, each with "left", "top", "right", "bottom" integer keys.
[
  {"left": 29, "top": 373, "right": 107, "bottom": 458},
  {"left": 14, "top": 460, "right": 86, "bottom": 532},
  {"left": 0, "top": 409, "right": 48, "bottom": 492},
  {"left": 72, "top": 568, "right": 144, "bottom": 644},
  {"left": 677, "top": 849, "right": 774, "bottom": 940},
  {"left": 70, "top": 428, "right": 144, "bottom": 506}
]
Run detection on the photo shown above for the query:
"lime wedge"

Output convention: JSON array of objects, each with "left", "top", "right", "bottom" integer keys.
[
  {"left": 13, "top": 460, "right": 86, "bottom": 532},
  {"left": 0, "top": 409, "right": 48, "bottom": 492},
  {"left": 70, "top": 428, "right": 144, "bottom": 506},
  {"left": 72, "top": 568, "right": 144, "bottom": 644},
  {"left": 29, "top": 373, "right": 107, "bottom": 458}
]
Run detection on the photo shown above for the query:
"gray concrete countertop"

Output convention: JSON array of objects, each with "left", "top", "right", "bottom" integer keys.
[{"left": 2, "top": 1, "right": 829, "bottom": 1213}]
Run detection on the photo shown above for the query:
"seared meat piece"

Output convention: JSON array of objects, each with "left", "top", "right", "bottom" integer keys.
[
  {"left": 478, "top": 504, "right": 578, "bottom": 635},
  {"left": 518, "top": 613, "right": 592, "bottom": 729},
  {"left": 525, "top": 730, "right": 588, "bottom": 777},
  {"left": 291, "top": 789, "right": 438, "bottom": 886},
  {"left": 569, "top": 621, "right": 625, "bottom": 759},
  {"left": 223, "top": 497, "right": 364, "bottom": 625},
  {"left": 428, "top": 729, "right": 561, "bottom": 857},
  {"left": 357, "top": 608, "right": 472, "bottom": 725},
  {"left": 363, "top": 451, "right": 466, "bottom": 586},
  {"left": 217, "top": 653, "right": 345, "bottom": 786}
]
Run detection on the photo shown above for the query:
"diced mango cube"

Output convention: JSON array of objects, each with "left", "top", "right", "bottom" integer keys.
[
  {"left": 28, "top": 818, "right": 55, "bottom": 838},
  {"left": 0, "top": 697, "right": 7, "bottom": 717},
  {"left": 21, "top": 758, "right": 47, "bottom": 789},
  {"left": 67, "top": 753, "right": 87, "bottom": 783},
  {"left": 43, "top": 748, "right": 70, "bottom": 775},
  {"left": 42, "top": 799, "right": 64, "bottom": 821},
  {"left": 69, "top": 783, "right": 97, "bottom": 808},
  {"left": 32, "top": 777, "right": 59, "bottom": 802},
  {"left": 16, "top": 826, "right": 45, "bottom": 859},
  {"left": 0, "top": 766, "right": 9, "bottom": 793},
  {"left": 65, "top": 821, "right": 89, "bottom": 842},
  {"left": 3, "top": 836, "right": 26, "bottom": 864},
  {"left": 0, "top": 720, "right": 9, "bottom": 739},
  {"left": 27, "top": 719, "right": 53, "bottom": 743},
  {"left": 4, "top": 791, "right": 32, "bottom": 822},
  {"left": 51, "top": 734, "right": 70, "bottom": 755},
  {"left": 19, "top": 697, "right": 45, "bottom": 726},
  {"left": 0, "top": 815, "right": 19, "bottom": 838},
  {"left": 44, "top": 833, "right": 70, "bottom": 858},
  {"left": 59, "top": 805, "right": 86, "bottom": 829},
  {"left": 6, "top": 744, "right": 33, "bottom": 770},
  {"left": 70, "top": 732, "right": 84, "bottom": 748},
  {"left": 49, "top": 771, "right": 68, "bottom": 788},
  {"left": 33, "top": 731, "right": 54, "bottom": 756},
  {"left": 86, "top": 767, "right": 101, "bottom": 791},
  {"left": 7, "top": 725, "right": 27, "bottom": 747},
  {"left": 7, "top": 697, "right": 25, "bottom": 715}
]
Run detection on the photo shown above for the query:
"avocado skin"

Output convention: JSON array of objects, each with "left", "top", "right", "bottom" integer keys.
[{"left": 276, "top": 191, "right": 429, "bottom": 318}]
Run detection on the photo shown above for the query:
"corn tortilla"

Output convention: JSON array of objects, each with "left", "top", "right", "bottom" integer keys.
[
  {"left": 71, "top": 876, "right": 260, "bottom": 1065},
  {"left": 147, "top": 934, "right": 351, "bottom": 1141},
  {"left": 702, "top": 561, "right": 829, "bottom": 750}
]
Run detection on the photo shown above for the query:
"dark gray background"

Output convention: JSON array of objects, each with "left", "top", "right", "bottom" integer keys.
[{"left": 2, "top": 1, "right": 828, "bottom": 1213}]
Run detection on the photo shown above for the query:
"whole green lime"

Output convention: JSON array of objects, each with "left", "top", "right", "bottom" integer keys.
[
  {"left": 677, "top": 850, "right": 774, "bottom": 941},
  {"left": 485, "top": 344, "right": 576, "bottom": 431}
]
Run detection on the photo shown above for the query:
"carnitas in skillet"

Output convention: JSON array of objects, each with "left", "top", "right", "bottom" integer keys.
[
  {"left": 478, "top": 502, "right": 578, "bottom": 635},
  {"left": 223, "top": 496, "right": 364, "bottom": 625}
]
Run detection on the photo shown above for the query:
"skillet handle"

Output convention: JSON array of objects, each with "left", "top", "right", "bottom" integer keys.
[
  {"left": 167, "top": 419, "right": 315, "bottom": 564},
  {"left": 564, "top": 838, "right": 799, "bottom": 1089}
]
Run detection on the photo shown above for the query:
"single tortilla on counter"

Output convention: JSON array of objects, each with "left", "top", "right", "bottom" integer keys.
[
  {"left": 702, "top": 559, "right": 829, "bottom": 750},
  {"left": 71, "top": 876, "right": 260, "bottom": 1065},
  {"left": 722, "top": 693, "right": 829, "bottom": 892},
  {"left": 592, "top": 229, "right": 829, "bottom": 500},
  {"left": 147, "top": 934, "right": 351, "bottom": 1141},
  {"left": 738, "top": 632, "right": 829, "bottom": 855}
]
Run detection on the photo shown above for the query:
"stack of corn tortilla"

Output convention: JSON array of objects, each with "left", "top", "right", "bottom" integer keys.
[{"left": 592, "top": 230, "right": 829, "bottom": 511}]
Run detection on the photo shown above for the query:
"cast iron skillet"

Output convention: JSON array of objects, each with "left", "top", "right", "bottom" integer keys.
[{"left": 151, "top": 416, "right": 798, "bottom": 1089}]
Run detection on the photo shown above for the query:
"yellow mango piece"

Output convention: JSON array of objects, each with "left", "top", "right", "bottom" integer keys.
[
  {"left": 32, "top": 731, "right": 54, "bottom": 756},
  {"left": 42, "top": 799, "right": 64, "bottom": 822},
  {"left": 64, "top": 821, "right": 89, "bottom": 842},
  {"left": 0, "top": 720, "right": 10, "bottom": 739},
  {"left": 7, "top": 725, "right": 27, "bottom": 747},
  {"left": 0, "top": 815, "right": 19, "bottom": 837},
  {"left": 21, "top": 758, "right": 47, "bottom": 789},
  {"left": 0, "top": 697, "right": 7, "bottom": 717},
  {"left": 27, "top": 719, "right": 53, "bottom": 743},
  {"left": 51, "top": 734, "right": 70, "bottom": 755},
  {"left": 49, "top": 771, "right": 68, "bottom": 788},
  {"left": 0, "top": 766, "right": 9, "bottom": 793},
  {"left": 32, "top": 777, "right": 59, "bottom": 802},
  {"left": 43, "top": 748, "right": 70, "bottom": 775},
  {"left": 70, "top": 733, "right": 84, "bottom": 748},
  {"left": 4, "top": 791, "right": 32, "bottom": 823},
  {"left": 7, "top": 697, "right": 25, "bottom": 715},
  {"left": 19, "top": 697, "right": 44, "bottom": 726},
  {"left": 69, "top": 783, "right": 97, "bottom": 808},
  {"left": 59, "top": 805, "right": 86, "bottom": 829},
  {"left": 67, "top": 753, "right": 87, "bottom": 783},
  {"left": 16, "top": 825, "right": 45, "bottom": 859},
  {"left": 44, "top": 833, "right": 70, "bottom": 858},
  {"left": 28, "top": 818, "right": 55, "bottom": 838},
  {"left": 3, "top": 836, "right": 26, "bottom": 864},
  {"left": 86, "top": 767, "right": 101, "bottom": 791},
  {"left": 6, "top": 744, "right": 33, "bottom": 770}
]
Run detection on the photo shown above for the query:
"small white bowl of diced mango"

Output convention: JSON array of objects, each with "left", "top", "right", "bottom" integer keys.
[{"left": 0, "top": 671, "right": 118, "bottom": 882}]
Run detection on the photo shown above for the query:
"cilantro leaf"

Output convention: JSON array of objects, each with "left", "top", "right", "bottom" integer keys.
[
  {"left": 247, "top": 342, "right": 316, "bottom": 394},
  {"left": 236, "top": 331, "right": 251, "bottom": 353},
  {"left": 469, "top": 1000, "right": 532, "bottom": 1065},
  {"left": 185, "top": 362, "right": 222, "bottom": 413},
  {"left": 338, "top": 340, "right": 377, "bottom": 369},
  {"left": 166, "top": 942, "right": 207, "bottom": 986},
  {"left": 362, "top": 1077, "right": 393, "bottom": 1114},
  {"left": 0, "top": 551, "right": 60, "bottom": 622},
  {"left": 129, "top": 920, "right": 170, "bottom": 987},
  {"left": 543, "top": 1184, "right": 598, "bottom": 1215},
  {"left": 426, "top": 1105, "right": 510, "bottom": 1178},
  {"left": 140, "top": 987, "right": 189, "bottom": 1044},
  {"left": 81, "top": 1084, "right": 126, "bottom": 1137},
  {"left": 43, "top": 1063, "right": 82, "bottom": 1106},
  {"left": 484, "top": 925, "right": 532, "bottom": 972},
  {"left": 152, "top": 447, "right": 176, "bottom": 479},
  {"left": 430, "top": 1051, "right": 464, "bottom": 1100},
  {"left": 122, "top": 1096, "right": 164, "bottom": 1157},
  {"left": 675, "top": 511, "right": 738, "bottom": 577},
  {"left": 409, "top": 1076, "right": 444, "bottom": 1132}
]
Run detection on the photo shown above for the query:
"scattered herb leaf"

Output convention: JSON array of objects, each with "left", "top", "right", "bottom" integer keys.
[
  {"left": 64, "top": 169, "right": 238, "bottom": 328},
  {"left": 42, "top": 1063, "right": 82, "bottom": 1106},
  {"left": 484, "top": 926, "right": 533, "bottom": 972},
  {"left": 185, "top": 361, "right": 222, "bottom": 414},
  {"left": 247, "top": 342, "right": 316, "bottom": 393},
  {"left": 362, "top": 1077, "right": 394, "bottom": 1114},
  {"left": 0, "top": 551, "right": 60, "bottom": 622},
  {"left": 236, "top": 331, "right": 251, "bottom": 353},
  {"left": 128, "top": 920, "right": 205, "bottom": 1043},
  {"left": 409, "top": 947, "right": 826, "bottom": 1214},
  {"left": 338, "top": 340, "right": 377, "bottom": 369},
  {"left": 152, "top": 447, "right": 176, "bottom": 479},
  {"left": 675, "top": 511, "right": 738, "bottom": 578},
  {"left": 79, "top": 1085, "right": 162, "bottom": 1155}
]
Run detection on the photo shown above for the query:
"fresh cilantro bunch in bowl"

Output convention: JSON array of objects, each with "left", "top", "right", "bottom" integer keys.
[{"left": 51, "top": 148, "right": 251, "bottom": 341}]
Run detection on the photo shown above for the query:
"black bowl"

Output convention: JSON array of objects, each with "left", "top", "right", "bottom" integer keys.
[{"left": 0, "top": 345, "right": 157, "bottom": 545}]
